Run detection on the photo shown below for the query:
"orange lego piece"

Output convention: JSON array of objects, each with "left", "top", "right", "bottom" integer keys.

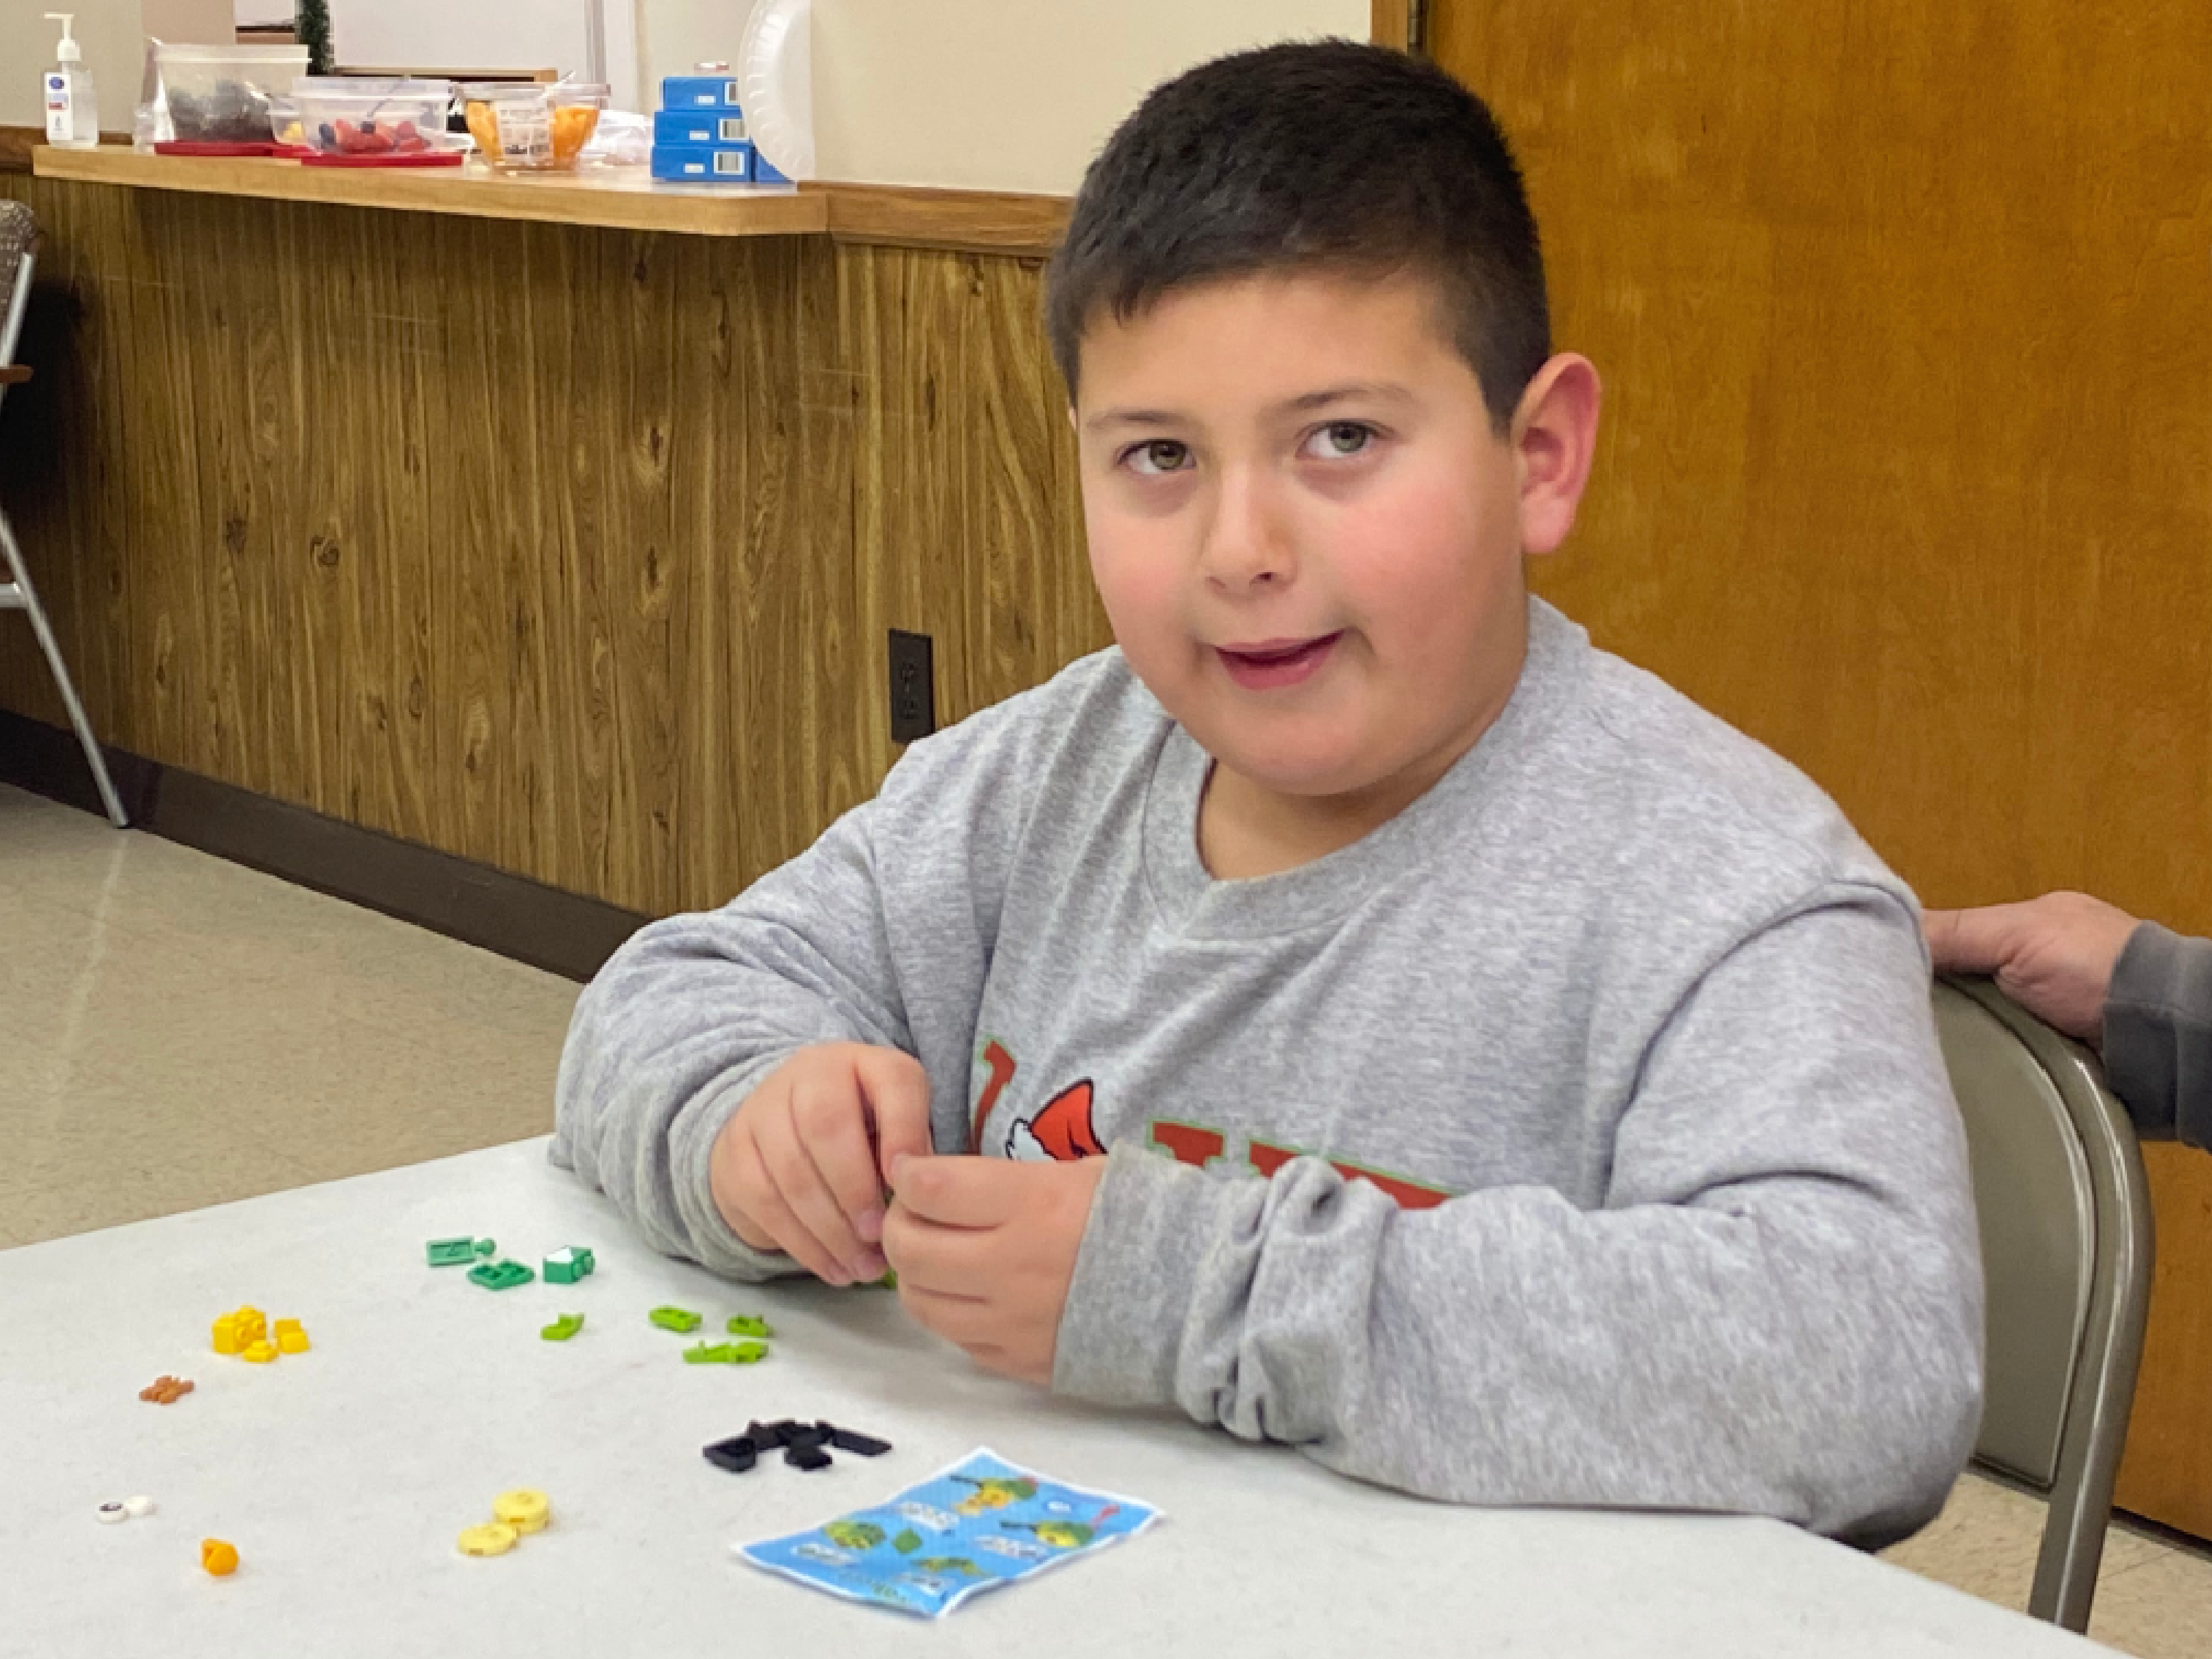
[
  {"left": 138, "top": 1375, "right": 194, "bottom": 1404},
  {"left": 200, "top": 1538, "right": 239, "bottom": 1577}
]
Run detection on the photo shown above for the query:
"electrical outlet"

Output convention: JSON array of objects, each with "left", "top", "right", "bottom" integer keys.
[{"left": 888, "top": 630, "right": 936, "bottom": 743}]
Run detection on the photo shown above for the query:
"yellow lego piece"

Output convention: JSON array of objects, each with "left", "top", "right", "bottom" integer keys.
[
  {"left": 273, "top": 1319, "right": 309, "bottom": 1353},
  {"left": 492, "top": 1490, "right": 549, "bottom": 1534},
  {"left": 210, "top": 1316, "right": 242, "bottom": 1356},
  {"left": 235, "top": 1307, "right": 267, "bottom": 1343},
  {"left": 240, "top": 1339, "right": 277, "bottom": 1363},
  {"left": 456, "top": 1523, "right": 518, "bottom": 1558}
]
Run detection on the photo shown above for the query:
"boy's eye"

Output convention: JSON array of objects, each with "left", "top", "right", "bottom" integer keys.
[
  {"left": 1124, "top": 439, "right": 1192, "bottom": 476},
  {"left": 1304, "top": 421, "right": 1377, "bottom": 459}
]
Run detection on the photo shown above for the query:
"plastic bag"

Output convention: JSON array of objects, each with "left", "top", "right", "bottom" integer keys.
[{"left": 738, "top": 0, "right": 813, "bottom": 180}]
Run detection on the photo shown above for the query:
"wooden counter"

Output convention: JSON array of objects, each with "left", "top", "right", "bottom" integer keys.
[
  {"left": 0, "top": 154, "right": 1107, "bottom": 920},
  {"left": 31, "top": 145, "right": 828, "bottom": 238}
]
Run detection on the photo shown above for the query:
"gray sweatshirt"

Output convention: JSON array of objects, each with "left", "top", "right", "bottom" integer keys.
[
  {"left": 2106, "top": 922, "right": 2212, "bottom": 1150},
  {"left": 553, "top": 598, "right": 1983, "bottom": 1549}
]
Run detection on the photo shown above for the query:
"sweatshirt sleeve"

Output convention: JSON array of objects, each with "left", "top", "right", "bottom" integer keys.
[
  {"left": 2102, "top": 921, "right": 2212, "bottom": 1152},
  {"left": 550, "top": 700, "right": 1039, "bottom": 1282},
  {"left": 1051, "top": 882, "right": 1984, "bottom": 1548}
]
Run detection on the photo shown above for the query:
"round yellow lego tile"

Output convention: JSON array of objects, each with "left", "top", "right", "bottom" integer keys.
[
  {"left": 492, "top": 1490, "right": 550, "bottom": 1534},
  {"left": 456, "top": 1523, "right": 519, "bottom": 1557}
]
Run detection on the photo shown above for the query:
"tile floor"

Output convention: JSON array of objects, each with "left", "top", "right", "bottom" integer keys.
[{"left": 5, "top": 779, "right": 2212, "bottom": 1651}]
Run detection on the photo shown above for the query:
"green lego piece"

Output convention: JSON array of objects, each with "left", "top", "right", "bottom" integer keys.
[
  {"left": 427, "top": 1237, "right": 479, "bottom": 1267},
  {"left": 681, "top": 1339, "right": 769, "bottom": 1364},
  {"left": 467, "top": 1259, "right": 535, "bottom": 1291},
  {"left": 540, "top": 1313, "right": 585, "bottom": 1341},
  {"left": 648, "top": 1305, "right": 702, "bottom": 1333},
  {"left": 725, "top": 1314, "right": 772, "bottom": 1339},
  {"left": 876, "top": 1268, "right": 898, "bottom": 1290},
  {"left": 476, "top": 1238, "right": 496, "bottom": 1256},
  {"left": 543, "top": 1246, "right": 595, "bottom": 1285}
]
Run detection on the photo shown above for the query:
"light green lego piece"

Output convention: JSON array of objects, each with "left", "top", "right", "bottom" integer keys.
[
  {"left": 426, "top": 1236, "right": 478, "bottom": 1267},
  {"left": 540, "top": 1313, "right": 585, "bottom": 1341},
  {"left": 680, "top": 1339, "right": 769, "bottom": 1365},
  {"left": 649, "top": 1305, "right": 703, "bottom": 1333},
  {"left": 725, "top": 1314, "right": 772, "bottom": 1339}
]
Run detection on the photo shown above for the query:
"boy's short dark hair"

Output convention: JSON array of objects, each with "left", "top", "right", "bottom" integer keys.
[{"left": 1046, "top": 41, "right": 1550, "bottom": 432}]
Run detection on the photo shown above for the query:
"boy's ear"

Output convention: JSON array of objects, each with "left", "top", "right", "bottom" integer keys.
[{"left": 1511, "top": 354, "right": 1602, "bottom": 557}]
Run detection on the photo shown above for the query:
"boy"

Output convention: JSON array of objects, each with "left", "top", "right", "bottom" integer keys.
[{"left": 554, "top": 41, "right": 1980, "bottom": 1547}]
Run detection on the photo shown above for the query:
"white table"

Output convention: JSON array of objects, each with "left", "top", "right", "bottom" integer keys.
[{"left": 0, "top": 1138, "right": 2111, "bottom": 1657}]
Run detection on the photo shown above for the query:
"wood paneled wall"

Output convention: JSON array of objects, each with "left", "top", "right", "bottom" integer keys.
[
  {"left": 1429, "top": 1, "right": 2212, "bottom": 1535},
  {"left": 0, "top": 177, "right": 1110, "bottom": 917}
]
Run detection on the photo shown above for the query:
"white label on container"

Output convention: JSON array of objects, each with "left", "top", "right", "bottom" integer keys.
[
  {"left": 714, "top": 150, "right": 747, "bottom": 177},
  {"left": 495, "top": 104, "right": 551, "bottom": 163},
  {"left": 719, "top": 116, "right": 747, "bottom": 143}
]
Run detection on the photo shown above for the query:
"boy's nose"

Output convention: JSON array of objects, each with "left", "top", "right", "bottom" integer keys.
[{"left": 1197, "top": 467, "right": 1296, "bottom": 592}]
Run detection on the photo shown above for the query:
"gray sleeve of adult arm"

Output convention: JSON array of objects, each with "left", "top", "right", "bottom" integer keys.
[
  {"left": 2103, "top": 921, "right": 2212, "bottom": 1151},
  {"left": 1053, "top": 886, "right": 1984, "bottom": 1548}
]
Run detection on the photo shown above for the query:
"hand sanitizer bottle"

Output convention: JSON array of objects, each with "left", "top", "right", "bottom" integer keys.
[{"left": 42, "top": 13, "right": 99, "bottom": 150}]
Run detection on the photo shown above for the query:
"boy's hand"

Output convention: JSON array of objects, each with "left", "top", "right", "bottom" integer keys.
[
  {"left": 708, "top": 1043, "right": 933, "bottom": 1285},
  {"left": 1923, "top": 891, "right": 2143, "bottom": 1047},
  {"left": 881, "top": 1154, "right": 1109, "bottom": 1386}
]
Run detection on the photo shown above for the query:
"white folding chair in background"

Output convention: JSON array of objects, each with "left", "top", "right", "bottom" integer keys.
[{"left": 0, "top": 199, "right": 126, "bottom": 828}]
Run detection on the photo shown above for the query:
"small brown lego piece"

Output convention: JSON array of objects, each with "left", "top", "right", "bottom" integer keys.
[{"left": 138, "top": 1374, "right": 195, "bottom": 1404}]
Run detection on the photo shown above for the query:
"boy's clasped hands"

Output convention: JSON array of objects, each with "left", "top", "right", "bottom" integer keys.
[{"left": 707, "top": 1042, "right": 1105, "bottom": 1385}]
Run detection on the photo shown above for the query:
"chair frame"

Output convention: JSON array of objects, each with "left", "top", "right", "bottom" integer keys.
[
  {"left": 0, "top": 225, "right": 127, "bottom": 828},
  {"left": 1943, "top": 973, "right": 2154, "bottom": 1631}
]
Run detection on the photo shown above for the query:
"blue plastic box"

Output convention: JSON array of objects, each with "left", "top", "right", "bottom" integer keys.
[
  {"left": 654, "top": 108, "right": 748, "bottom": 146},
  {"left": 652, "top": 141, "right": 757, "bottom": 183},
  {"left": 661, "top": 74, "right": 742, "bottom": 110}
]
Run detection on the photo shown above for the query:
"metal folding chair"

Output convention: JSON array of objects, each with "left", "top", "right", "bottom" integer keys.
[
  {"left": 1933, "top": 974, "right": 2154, "bottom": 1633},
  {"left": 0, "top": 200, "right": 126, "bottom": 828}
]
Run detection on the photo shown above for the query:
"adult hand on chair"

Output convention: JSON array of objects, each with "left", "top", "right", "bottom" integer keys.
[{"left": 1923, "top": 892, "right": 2144, "bottom": 1047}]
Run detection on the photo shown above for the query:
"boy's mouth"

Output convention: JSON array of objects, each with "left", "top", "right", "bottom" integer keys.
[{"left": 1215, "top": 633, "right": 1342, "bottom": 690}]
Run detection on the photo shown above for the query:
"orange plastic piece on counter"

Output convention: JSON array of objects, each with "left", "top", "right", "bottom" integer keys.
[
  {"left": 200, "top": 1538, "right": 239, "bottom": 1577},
  {"left": 138, "top": 1374, "right": 194, "bottom": 1404}
]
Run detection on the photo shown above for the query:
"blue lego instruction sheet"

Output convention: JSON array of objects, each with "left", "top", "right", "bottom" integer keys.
[{"left": 736, "top": 1448, "right": 1161, "bottom": 1617}]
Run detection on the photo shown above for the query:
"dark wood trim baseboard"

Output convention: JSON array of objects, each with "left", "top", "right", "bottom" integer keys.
[
  {"left": 0, "top": 708, "right": 644, "bottom": 981},
  {"left": 814, "top": 180, "right": 1070, "bottom": 257}
]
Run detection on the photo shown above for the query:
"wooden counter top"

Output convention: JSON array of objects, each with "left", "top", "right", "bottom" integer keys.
[{"left": 30, "top": 145, "right": 828, "bottom": 239}]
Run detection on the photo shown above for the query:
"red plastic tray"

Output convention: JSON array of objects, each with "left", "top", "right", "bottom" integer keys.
[
  {"left": 298, "top": 151, "right": 465, "bottom": 169},
  {"left": 155, "top": 140, "right": 282, "bottom": 157}
]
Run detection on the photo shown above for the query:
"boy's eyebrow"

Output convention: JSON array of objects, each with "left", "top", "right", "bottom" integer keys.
[{"left": 1082, "top": 382, "right": 1417, "bottom": 434}]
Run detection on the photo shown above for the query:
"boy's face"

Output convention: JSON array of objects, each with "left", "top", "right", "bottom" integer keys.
[{"left": 1073, "top": 269, "right": 1594, "bottom": 825}]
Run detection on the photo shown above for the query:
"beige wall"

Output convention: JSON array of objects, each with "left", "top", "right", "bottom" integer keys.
[
  {"left": 642, "top": 0, "right": 1372, "bottom": 194},
  {"left": 2, "top": 0, "right": 234, "bottom": 130}
]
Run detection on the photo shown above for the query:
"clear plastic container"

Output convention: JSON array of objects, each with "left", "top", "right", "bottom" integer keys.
[
  {"left": 155, "top": 43, "right": 308, "bottom": 143},
  {"left": 460, "top": 81, "right": 607, "bottom": 172},
  {"left": 292, "top": 78, "right": 451, "bottom": 157}
]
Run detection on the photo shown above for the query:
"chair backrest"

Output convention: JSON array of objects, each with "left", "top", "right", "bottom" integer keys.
[
  {"left": 1932, "top": 974, "right": 2153, "bottom": 1631},
  {"left": 0, "top": 200, "right": 35, "bottom": 376}
]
